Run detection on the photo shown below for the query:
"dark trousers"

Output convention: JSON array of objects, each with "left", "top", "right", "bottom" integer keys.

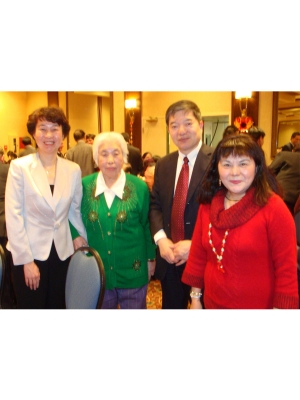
[
  {"left": 0, "top": 237, "right": 16, "bottom": 309},
  {"left": 160, "top": 263, "right": 190, "bottom": 309},
  {"left": 12, "top": 242, "right": 70, "bottom": 309}
]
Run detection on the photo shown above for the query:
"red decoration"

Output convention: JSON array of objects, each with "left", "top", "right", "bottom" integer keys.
[{"left": 234, "top": 116, "right": 254, "bottom": 132}]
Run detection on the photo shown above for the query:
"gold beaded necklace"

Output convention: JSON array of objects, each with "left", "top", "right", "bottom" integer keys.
[{"left": 208, "top": 223, "right": 229, "bottom": 273}]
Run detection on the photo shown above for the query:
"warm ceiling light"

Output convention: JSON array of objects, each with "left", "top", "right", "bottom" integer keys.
[
  {"left": 235, "top": 91, "right": 252, "bottom": 99},
  {"left": 125, "top": 99, "right": 137, "bottom": 109}
]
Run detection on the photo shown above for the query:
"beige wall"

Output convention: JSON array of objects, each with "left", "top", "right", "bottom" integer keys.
[
  {"left": 142, "top": 92, "right": 232, "bottom": 156},
  {"left": 67, "top": 93, "right": 99, "bottom": 148},
  {"left": 257, "top": 92, "right": 273, "bottom": 165},
  {"left": 111, "top": 92, "right": 125, "bottom": 133},
  {"left": 0, "top": 91, "right": 275, "bottom": 162},
  {"left": 0, "top": 92, "right": 28, "bottom": 158},
  {"left": 141, "top": 91, "right": 274, "bottom": 162}
]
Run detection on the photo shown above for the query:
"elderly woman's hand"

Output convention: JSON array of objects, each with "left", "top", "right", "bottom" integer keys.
[
  {"left": 147, "top": 260, "right": 156, "bottom": 281},
  {"left": 73, "top": 236, "right": 88, "bottom": 251}
]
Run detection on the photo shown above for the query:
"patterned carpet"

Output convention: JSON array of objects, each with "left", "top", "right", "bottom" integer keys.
[{"left": 146, "top": 279, "right": 162, "bottom": 309}]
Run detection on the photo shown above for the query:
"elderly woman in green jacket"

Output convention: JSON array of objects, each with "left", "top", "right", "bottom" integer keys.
[{"left": 71, "top": 132, "right": 156, "bottom": 309}]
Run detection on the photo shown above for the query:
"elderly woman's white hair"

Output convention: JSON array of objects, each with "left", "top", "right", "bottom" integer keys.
[{"left": 93, "top": 132, "right": 129, "bottom": 166}]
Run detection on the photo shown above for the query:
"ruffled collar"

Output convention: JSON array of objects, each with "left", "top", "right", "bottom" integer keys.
[{"left": 210, "top": 187, "right": 262, "bottom": 230}]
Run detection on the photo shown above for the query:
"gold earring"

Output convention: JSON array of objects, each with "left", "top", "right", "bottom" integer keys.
[{"left": 219, "top": 179, "right": 222, "bottom": 186}]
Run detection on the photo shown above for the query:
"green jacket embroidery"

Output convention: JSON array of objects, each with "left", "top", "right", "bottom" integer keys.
[{"left": 70, "top": 173, "right": 156, "bottom": 290}]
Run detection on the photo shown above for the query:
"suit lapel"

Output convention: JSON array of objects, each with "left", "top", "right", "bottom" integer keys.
[
  {"left": 165, "top": 152, "right": 178, "bottom": 207},
  {"left": 53, "top": 156, "right": 67, "bottom": 207},
  {"left": 31, "top": 154, "right": 56, "bottom": 211},
  {"left": 187, "top": 144, "right": 212, "bottom": 202}
]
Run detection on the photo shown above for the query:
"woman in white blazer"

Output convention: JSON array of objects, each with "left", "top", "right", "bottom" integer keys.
[{"left": 5, "top": 107, "right": 88, "bottom": 308}]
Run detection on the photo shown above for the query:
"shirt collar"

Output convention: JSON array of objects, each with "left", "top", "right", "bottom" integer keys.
[
  {"left": 95, "top": 169, "right": 126, "bottom": 199},
  {"left": 178, "top": 140, "right": 202, "bottom": 166}
]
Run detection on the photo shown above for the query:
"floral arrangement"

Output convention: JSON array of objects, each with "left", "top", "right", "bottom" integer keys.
[{"left": 234, "top": 116, "right": 254, "bottom": 132}]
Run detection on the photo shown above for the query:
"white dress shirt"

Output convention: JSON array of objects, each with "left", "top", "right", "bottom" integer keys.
[{"left": 95, "top": 170, "right": 126, "bottom": 208}]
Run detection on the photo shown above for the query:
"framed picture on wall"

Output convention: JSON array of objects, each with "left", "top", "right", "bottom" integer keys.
[{"left": 277, "top": 120, "right": 300, "bottom": 148}]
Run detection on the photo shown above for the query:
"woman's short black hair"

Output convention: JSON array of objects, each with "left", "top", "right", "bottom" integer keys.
[{"left": 27, "top": 106, "right": 70, "bottom": 138}]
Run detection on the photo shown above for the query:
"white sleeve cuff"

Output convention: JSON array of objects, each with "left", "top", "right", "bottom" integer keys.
[{"left": 154, "top": 229, "right": 167, "bottom": 245}]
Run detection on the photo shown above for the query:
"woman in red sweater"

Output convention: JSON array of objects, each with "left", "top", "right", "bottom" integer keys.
[{"left": 182, "top": 134, "right": 299, "bottom": 309}]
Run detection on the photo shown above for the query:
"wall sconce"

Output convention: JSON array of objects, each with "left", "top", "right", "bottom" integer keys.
[
  {"left": 234, "top": 91, "right": 254, "bottom": 132},
  {"left": 125, "top": 99, "right": 137, "bottom": 145},
  {"left": 235, "top": 91, "right": 252, "bottom": 117}
]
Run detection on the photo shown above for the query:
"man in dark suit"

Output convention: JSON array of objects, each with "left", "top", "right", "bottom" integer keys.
[
  {"left": 269, "top": 142, "right": 300, "bottom": 214},
  {"left": 121, "top": 132, "right": 143, "bottom": 176},
  {"left": 19, "top": 136, "right": 36, "bottom": 157},
  {"left": 281, "top": 131, "right": 300, "bottom": 152},
  {"left": 149, "top": 100, "right": 214, "bottom": 309},
  {"left": 66, "top": 129, "right": 95, "bottom": 177}
]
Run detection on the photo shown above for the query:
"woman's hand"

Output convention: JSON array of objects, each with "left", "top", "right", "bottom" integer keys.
[
  {"left": 147, "top": 260, "right": 156, "bottom": 281},
  {"left": 73, "top": 236, "right": 88, "bottom": 251},
  {"left": 24, "top": 262, "right": 40, "bottom": 290},
  {"left": 190, "top": 298, "right": 203, "bottom": 309}
]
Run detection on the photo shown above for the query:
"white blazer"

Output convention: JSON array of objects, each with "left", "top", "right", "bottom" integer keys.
[{"left": 5, "top": 153, "right": 87, "bottom": 265}]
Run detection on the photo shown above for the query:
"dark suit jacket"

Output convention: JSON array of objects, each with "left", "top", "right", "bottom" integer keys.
[
  {"left": 127, "top": 144, "right": 143, "bottom": 176},
  {"left": 0, "top": 163, "right": 9, "bottom": 238},
  {"left": 281, "top": 142, "right": 293, "bottom": 152},
  {"left": 66, "top": 140, "right": 94, "bottom": 177},
  {"left": 149, "top": 144, "right": 214, "bottom": 280},
  {"left": 269, "top": 151, "right": 300, "bottom": 204},
  {"left": 19, "top": 145, "right": 36, "bottom": 157}
]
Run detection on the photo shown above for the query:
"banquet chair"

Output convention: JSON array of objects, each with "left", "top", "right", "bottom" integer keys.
[
  {"left": 65, "top": 246, "right": 106, "bottom": 309},
  {"left": 0, "top": 244, "right": 6, "bottom": 309}
]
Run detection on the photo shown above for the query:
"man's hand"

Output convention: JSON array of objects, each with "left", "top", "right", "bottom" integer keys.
[
  {"left": 157, "top": 237, "right": 176, "bottom": 264},
  {"left": 173, "top": 240, "right": 191, "bottom": 266},
  {"left": 147, "top": 260, "right": 156, "bottom": 281}
]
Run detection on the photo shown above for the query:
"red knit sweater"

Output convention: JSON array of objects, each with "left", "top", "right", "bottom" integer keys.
[{"left": 182, "top": 189, "right": 299, "bottom": 309}]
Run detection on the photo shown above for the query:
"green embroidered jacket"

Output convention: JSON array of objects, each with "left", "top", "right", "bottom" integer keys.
[{"left": 70, "top": 173, "right": 156, "bottom": 290}]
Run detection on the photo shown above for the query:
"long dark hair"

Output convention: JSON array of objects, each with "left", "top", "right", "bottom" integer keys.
[{"left": 199, "top": 134, "right": 282, "bottom": 206}]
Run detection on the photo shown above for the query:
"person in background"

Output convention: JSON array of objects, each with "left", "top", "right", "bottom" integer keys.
[
  {"left": 70, "top": 132, "right": 156, "bottom": 309},
  {"left": 281, "top": 131, "right": 300, "bottom": 152},
  {"left": 269, "top": 142, "right": 300, "bottom": 214},
  {"left": 5, "top": 107, "right": 87, "bottom": 309},
  {"left": 247, "top": 126, "right": 266, "bottom": 148},
  {"left": 0, "top": 146, "right": 16, "bottom": 308},
  {"left": 19, "top": 136, "right": 36, "bottom": 157},
  {"left": 142, "top": 151, "right": 152, "bottom": 162},
  {"left": 123, "top": 162, "right": 132, "bottom": 174},
  {"left": 222, "top": 125, "right": 239, "bottom": 138},
  {"left": 7, "top": 151, "right": 17, "bottom": 163},
  {"left": 142, "top": 160, "right": 156, "bottom": 192},
  {"left": 57, "top": 142, "right": 65, "bottom": 158},
  {"left": 182, "top": 134, "right": 298, "bottom": 309},
  {"left": 139, "top": 156, "right": 161, "bottom": 192},
  {"left": 66, "top": 129, "right": 95, "bottom": 177},
  {"left": 294, "top": 195, "right": 300, "bottom": 216},
  {"left": 121, "top": 132, "right": 143, "bottom": 176},
  {"left": 86, "top": 134, "right": 95, "bottom": 145},
  {"left": 149, "top": 100, "right": 214, "bottom": 309}
]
